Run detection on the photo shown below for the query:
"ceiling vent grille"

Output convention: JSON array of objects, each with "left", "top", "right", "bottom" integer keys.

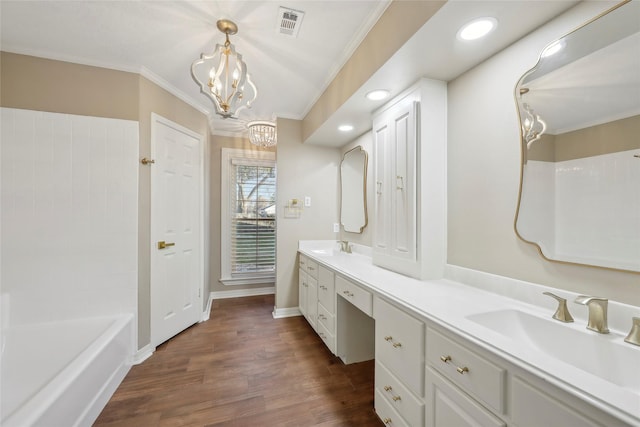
[{"left": 277, "top": 7, "right": 304, "bottom": 38}]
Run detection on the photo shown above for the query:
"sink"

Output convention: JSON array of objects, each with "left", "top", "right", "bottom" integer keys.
[
  {"left": 467, "top": 309, "right": 640, "bottom": 391},
  {"left": 309, "top": 248, "right": 339, "bottom": 256}
]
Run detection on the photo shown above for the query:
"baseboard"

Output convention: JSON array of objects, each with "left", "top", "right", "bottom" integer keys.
[
  {"left": 200, "top": 293, "right": 214, "bottom": 322},
  {"left": 272, "top": 306, "right": 301, "bottom": 319},
  {"left": 132, "top": 343, "right": 155, "bottom": 365},
  {"left": 209, "top": 286, "right": 275, "bottom": 300}
]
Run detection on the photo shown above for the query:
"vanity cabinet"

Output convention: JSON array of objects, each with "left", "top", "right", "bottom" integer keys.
[
  {"left": 298, "top": 255, "right": 318, "bottom": 330},
  {"left": 371, "top": 78, "right": 447, "bottom": 280},
  {"left": 374, "top": 297, "right": 425, "bottom": 427}
]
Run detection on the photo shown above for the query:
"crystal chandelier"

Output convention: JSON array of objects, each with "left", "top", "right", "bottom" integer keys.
[
  {"left": 191, "top": 19, "right": 257, "bottom": 118},
  {"left": 247, "top": 121, "right": 277, "bottom": 148}
]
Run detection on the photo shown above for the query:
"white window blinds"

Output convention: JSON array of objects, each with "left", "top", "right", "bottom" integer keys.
[{"left": 228, "top": 159, "right": 276, "bottom": 280}]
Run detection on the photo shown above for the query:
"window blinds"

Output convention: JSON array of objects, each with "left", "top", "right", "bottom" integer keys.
[{"left": 229, "top": 159, "right": 276, "bottom": 278}]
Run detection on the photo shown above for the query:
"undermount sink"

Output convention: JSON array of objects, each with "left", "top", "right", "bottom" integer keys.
[
  {"left": 309, "top": 248, "right": 339, "bottom": 256},
  {"left": 467, "top": 309, "right": 640, "bottom": 391}
]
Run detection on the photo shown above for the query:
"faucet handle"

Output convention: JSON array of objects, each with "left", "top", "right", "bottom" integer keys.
[
  {"left": 624, "top": 317, "right": 640, "bottom": 346},
  {"left": 543, "top": 292, "right": 574, "bottom": 323}
]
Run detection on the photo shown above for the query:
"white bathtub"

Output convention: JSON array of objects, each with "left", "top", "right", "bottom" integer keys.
[{"left": 1, "top": 314, "right": 134, "bottom": 427}]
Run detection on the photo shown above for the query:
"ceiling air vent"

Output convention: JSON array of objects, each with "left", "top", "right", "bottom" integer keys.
[{"left": 277, "top": 6, "right": 304, "bottom": 38}]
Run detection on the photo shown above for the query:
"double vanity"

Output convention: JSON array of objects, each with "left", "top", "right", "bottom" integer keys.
[{"left": 298, "top": 240, "right": 640, "bottom": 427}]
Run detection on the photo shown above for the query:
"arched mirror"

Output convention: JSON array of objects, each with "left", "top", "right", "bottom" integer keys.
[
  {"left": 514, "top": 0, "right": 640, "bottom": 272},
  {"left": 341, "top": 146, "right": 368, "bottom": 233}
]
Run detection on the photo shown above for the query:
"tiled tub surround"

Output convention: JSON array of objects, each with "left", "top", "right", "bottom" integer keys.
[{"left": 298, "top": 240, "right": 640, "bottom": 426}]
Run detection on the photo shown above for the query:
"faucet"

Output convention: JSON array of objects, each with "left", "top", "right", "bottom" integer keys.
[
  {"left": 624, "top": 317, "right": 640, "bottom": 346},
  {"left": 542, "top": 292, "right": 574, "bottom": 322},
  {"left": 339, "top": 240, "right": 352, "bottom": 253},
  {"left": 574, "top": 296, "right": 609, "bottom": 334}
]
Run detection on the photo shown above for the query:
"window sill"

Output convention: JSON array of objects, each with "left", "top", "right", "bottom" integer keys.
[{"left": 220, "top": 276, "right": 275, "bottom": 286}]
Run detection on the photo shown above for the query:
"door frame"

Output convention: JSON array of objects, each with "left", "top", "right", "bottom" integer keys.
[{"left": 149, "top": 112, "right": 205, "bottom": 347}]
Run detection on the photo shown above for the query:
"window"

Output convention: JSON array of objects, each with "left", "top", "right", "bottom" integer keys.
[{"left": 221, "top": 148, "right": 276, "bottom": 285}]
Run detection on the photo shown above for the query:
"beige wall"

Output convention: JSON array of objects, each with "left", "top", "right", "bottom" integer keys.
[
  {"left": 208, "top": 134, "right": 276, "bottom": 293},
  {"left": 275, "top": 119, "right": 341, "bottom": 310},
  {"left": 447, "top": 1, "right": 639, "bottom": 306},
  {"left": 302, "top": 1, "right": 446, "bottom": 142},
  {"left": 339, "top": 132, "right": 374, "bottom": 247},
  {"left": 1, "top": 52, "right": 210, "bottom": 349}
]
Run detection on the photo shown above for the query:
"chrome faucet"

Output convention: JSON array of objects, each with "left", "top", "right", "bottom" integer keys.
[
  {"left": 574, "top": 296, "right": 609, "bottom": 334},
  {"left": 339, "top": 240, "right": 352, "bottom": 253},
  {"left": 542, "top": 292, "right": 574, "bottom": 322}
]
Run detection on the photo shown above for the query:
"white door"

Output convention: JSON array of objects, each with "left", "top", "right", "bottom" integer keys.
[{"left": 150, "top": 113, "right": 204, "bottom": 347}]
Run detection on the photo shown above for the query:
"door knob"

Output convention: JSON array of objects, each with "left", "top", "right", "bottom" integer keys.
[{"left": 157, "top": 241, "right": 175, "bottom": 249}]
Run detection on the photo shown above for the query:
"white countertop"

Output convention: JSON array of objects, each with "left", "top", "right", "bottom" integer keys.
[{"left": 298, "top": 240, "right": 640, "bottom": 426}]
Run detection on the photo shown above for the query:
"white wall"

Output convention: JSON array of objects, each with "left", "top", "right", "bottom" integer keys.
[
  {"left": 275, "top": 118, "right": 341, "bottom": 311},
  {"left": 1, "top": 108, "right": 138, "bottom": 325},
  {"left": 447, "top": 1, "right": 639, "bottom": 306}
]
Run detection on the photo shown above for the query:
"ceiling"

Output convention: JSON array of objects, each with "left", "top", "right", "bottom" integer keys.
[{"left": 1, "top": 1, "right": 586, "bottom": 146}]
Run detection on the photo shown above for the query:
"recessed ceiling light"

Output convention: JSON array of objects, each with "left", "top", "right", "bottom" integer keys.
[
  {"left": 365, "top": 89, "right": 390, "bottom": 101},
  {"left": 338, "top": 124, "right": 354, "bottom": 132},
  {"left": 457, "top": 17, "right": 497, "bottom": 41}
]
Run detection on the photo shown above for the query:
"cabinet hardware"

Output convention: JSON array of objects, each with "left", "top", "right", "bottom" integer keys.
[
  {"left": 384, "top": 336, "right": 393, "bottom": 341},
  {"left": 308, "top": 266, "right": 315, "bottom": 271},
  {"left": 440, "top": 355, "right": 451, "bottom": 363},
  {"left": 318, "top": 314, "right": 326, "bottom": 320},
  {"left": 342, "top": 290, "right": 354, "bottom": 297},
  {"left": 376, "top": 181, "right": 383, "bottom": 195},
  {"left": 384, "top": 385, "right": 392, "bottom": 392},
  {"left": 320, "top": 285, "right": 327, "bottom": 290},
  {"left": 456, "top": 366, "right": 469, "bottom": 375},
  {"left": 392, "top": 342, "right": 402, "bottom": 348},
  {"left": 383, "top": 418, "right": 392, "bottom": 425},
  {"left": 392, "top": 396, "right": 402, "bottom": 402},
  {"left": 396, "top": 175, "right": 404, "bottom": 190},
  {"left": 140, "top": 157, "right": 155, "bottom": 165}
]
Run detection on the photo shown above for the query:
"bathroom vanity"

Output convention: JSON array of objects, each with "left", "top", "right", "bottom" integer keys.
[{"left": 298, "top": 241, "right": 640, "bottom": 427}]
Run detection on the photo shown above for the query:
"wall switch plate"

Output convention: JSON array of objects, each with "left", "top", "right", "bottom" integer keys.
[
  {"left": 304, "top": 196, "right": 311, "bottom": 207},
  {"left": 333, "top": 223, "right": 340, "bottom": 232}
]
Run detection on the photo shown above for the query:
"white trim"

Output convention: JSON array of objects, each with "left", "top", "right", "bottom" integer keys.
[
  {"left": 209, "top": 287, "right": 275, "bottom": 300},
  {"left": 272, "top": 307, "right": 302, "bottom": 319},
  {"left": 139, "top": 67, "right": 210, "bottom": 116},
  {"left": 220, "top": 148, "right": 277, "bottom": 286},
  {"left": 219, "top": 276, "right": 275, "bottom": 286},
  {"left": 132, "top": 344, "right": 155, "bottom": 365},
  {"left": 200, "top": 293, "right": 214, "bottom": 322}
]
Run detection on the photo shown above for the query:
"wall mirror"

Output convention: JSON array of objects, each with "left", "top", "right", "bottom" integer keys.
[
  {"left": 341, "top": 146, "right": 368, "bottom": 233},
  {"left": 514, "top": 0, "right": 640, "bottom": 272}
]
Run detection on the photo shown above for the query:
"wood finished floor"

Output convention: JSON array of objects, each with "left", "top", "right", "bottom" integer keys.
[{"left": 95, "top": 295, "right": 383, "bottom": 427}]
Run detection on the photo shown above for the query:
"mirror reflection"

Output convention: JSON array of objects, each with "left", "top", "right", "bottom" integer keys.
[
  {"left": 341, "top": 146, "right": 368, "bottom": 233},
  {"left": 515, "top": 0, "right": 640, "bottom": 272}
]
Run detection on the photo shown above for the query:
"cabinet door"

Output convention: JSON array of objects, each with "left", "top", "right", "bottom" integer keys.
[
  {"left": 372, "top": 117, "right": 390, "bottom": 254},
  {"left": 298, "top": 269, "right": 308, "bottom": 317},
  {"left": 306, "top": 275, "right": 318, "bottom": 330},
  {"left": 390, "top": 100, "right": 417, "bottom": 262},
  {"left": 317, "top": 265, "right": 335, "bottom": 314},
  {"left": 426, "top": 367, "right": 505, "bottom": 427}
]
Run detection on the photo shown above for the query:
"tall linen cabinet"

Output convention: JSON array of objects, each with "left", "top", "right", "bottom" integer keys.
[{"left": 372, "top": 78, "right": 447, "bottom": 279}]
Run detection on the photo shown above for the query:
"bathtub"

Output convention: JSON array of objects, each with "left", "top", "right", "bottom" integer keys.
[{"left": 1, "top": 314, "right": 134, "bottom": 427}]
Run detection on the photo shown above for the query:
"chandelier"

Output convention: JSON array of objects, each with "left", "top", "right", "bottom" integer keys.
[
  {"left": 247, "top": 121, "right": 277, "bottom": 148},
  {"left": 191, "top": 19, "right": 257, "bottom": 118}
]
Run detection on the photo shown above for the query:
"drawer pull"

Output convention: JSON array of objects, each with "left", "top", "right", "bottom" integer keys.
[
  {"left": 383, "top": 418, "right": 392, "bottom": 425},
  {"left": 320, "top": 285, "right": 327, "bottom": 290},
  {"left": 392, "top": 395, "right": 402, "bottom": 402},
  {"left": 342, "top": 290, "right": 354, "bottom": 297},
  {"left": 308, "top": 266, "right": 315, "bottom": 271},
  {"left": 384, "top": 385, "right": 392, "bottom": 392},
  {"left": 384, "top": 336, "right": 393, "bottom": 341},
  {"left": 319, "top": 332, "right": 326, "bottom": 339},
  {"left": 318, "top": 314, "right": 326, "bottom": 320},
  {"left": 456, "top": 366, "right": 469, "bottom": 375},
  {"left": 392, "top": 342, "right": 402, "bottom": 348},
  {"left": 440, "top": 355, "right": 451, "bottom": 363}
]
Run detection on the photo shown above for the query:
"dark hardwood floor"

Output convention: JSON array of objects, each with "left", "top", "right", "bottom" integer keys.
[{"left": 95, "top": 295, "right": 383, "bottom": 427}]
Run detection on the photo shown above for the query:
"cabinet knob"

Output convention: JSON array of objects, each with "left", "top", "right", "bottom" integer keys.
[{"left": 456, "top": 366, "right": 469, "bottom": 375}]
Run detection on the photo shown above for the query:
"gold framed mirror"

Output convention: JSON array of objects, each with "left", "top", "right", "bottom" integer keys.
[
  {"left": 340, "top": 146, "right": 368, "bottom": 233},
  {"left": 514, "top": 0, "right": 640, "bottom": 272}
]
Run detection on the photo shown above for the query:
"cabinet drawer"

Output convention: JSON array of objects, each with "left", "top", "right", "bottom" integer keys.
[
  {"left": 426, "top": 367, "right": 506, "bottom": 427},
  {"left": 317, "top": 265, "right": 335, "bottom": 313},
  {"left": 306, "top": 259, "right": 319, "bottom": 279},
  {"left": 317, "top": 320, "right": 336, "bottom": 354},
  {"left": 335, "top": 275, "right": 372, "bottom": 316},
  {"left": 375, "top": 389, "right": 410, "bottom": 427},
  {"left": 375, "top": 297, "right": 425, "bottom": 396},
  {"left": 299, "top": 254, "right": 307, "bottom": 270},
  {"left": 317, "top": 303, "right": 335, "bottom": 334},
  {"left": 426, "top": 327, "right": 505, "bottom": 414},
  {"left": 376, "top": 361, "right": 424, "bottom": 427}
]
